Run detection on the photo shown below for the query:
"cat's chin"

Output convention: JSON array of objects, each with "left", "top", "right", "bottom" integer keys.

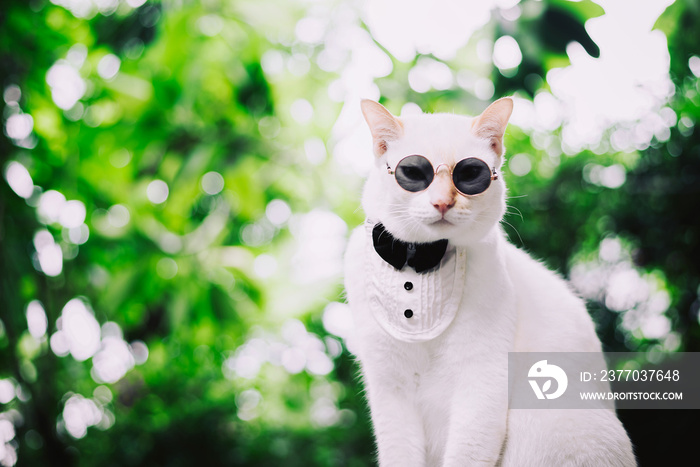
[
  {"left": 423, "top": 216, "right": 500, "bottom": 245},
  {"left": 416, "top": 219, "right": 464, "bottom": 242}
]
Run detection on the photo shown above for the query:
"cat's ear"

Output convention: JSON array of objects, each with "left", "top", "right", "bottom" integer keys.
[
  {"left": 361, "top": 99, "right": 404, "bottom": 157},
  {"left": 471, "top": 97, "right": 513, "bottom": 157}
]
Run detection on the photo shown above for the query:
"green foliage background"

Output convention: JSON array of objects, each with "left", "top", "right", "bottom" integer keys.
[{"left": 1, "top": 0, "right": 699, "bottom": 466}]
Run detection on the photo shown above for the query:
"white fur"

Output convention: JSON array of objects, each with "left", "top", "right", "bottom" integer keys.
[{"left": 344, "top": 101, "right": 636, "bottom": 466}]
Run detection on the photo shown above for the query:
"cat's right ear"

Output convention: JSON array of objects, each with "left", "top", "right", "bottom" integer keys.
[{"left": 361, "top": 99, "right": 404, "bottom": 157}]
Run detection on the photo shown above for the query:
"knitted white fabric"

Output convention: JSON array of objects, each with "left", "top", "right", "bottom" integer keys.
[{"left": 364, "top": 221, "right": 467, "bottom": 343}]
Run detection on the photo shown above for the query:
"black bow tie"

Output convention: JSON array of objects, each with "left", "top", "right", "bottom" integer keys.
[{"left": 372, "top": 223, "right": 448, "bottom": 273}]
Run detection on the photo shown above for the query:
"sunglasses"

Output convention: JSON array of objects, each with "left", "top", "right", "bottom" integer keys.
[{"left": 387, "top": 155, "right": 498, "bottom": 196}]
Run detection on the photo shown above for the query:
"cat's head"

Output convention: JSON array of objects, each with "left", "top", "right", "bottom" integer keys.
[{"left": 360, "top": 98, "right": 513, "bottom": 246}]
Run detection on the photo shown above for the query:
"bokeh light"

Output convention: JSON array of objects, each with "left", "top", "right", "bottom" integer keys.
[
  {"left": 33, "top": 230, "right": 63, "bottom": 277},
  {"left": 200, "top": 171, "right": 224, "bottom": 195},
  {"left": 3, "top": 162, "right": 34, "bottom": 199},
  {"left": 0, "top": 381, "right": 15, "bottom": 405},
  {"left": 26, "top": 301, "right": 48, "bottom": 340},
  {"left": 55, "top": 298, "right": 101, "bottom": 361},
  {"left": 46, "top": 60, "right": 86, "bottom": 110},
  {"left": 97, "top": 54, "right": 121, "bottom": 80},
  {"left": 265, "top": 199, "right": 291, "bottom": 226},
  {"left": 492, "top": 35, "right": 522, "bottom": 71},
  {"left": 146, "top": 180, "right": 169, "bottom": 204}
]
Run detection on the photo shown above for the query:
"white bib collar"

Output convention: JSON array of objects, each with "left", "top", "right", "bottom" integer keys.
[{"left": 364, "top": 220, "right": 468, "bottom": 343}]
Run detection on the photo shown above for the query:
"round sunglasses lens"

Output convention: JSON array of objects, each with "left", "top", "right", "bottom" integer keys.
[
  {"left": 395, "top": 156, "right": 434, "bottom": 192},
  {"left": 453, "top": 158, "right": 492, "bottom": 195}
]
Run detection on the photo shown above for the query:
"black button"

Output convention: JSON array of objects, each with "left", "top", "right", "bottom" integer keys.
[
  {"left": 404, "top": 281, "right": 413, "bottom": 291},
  {"left": 404, "top": 309, "right": 413, "bottom": 318}
]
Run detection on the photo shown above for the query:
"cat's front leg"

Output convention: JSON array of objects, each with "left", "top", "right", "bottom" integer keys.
[
  {"left": 363, "top": 377, "right": 427, "bottom": 467},
  {"left": 441, "top": 361, "right": 509, "bottom": 467}
]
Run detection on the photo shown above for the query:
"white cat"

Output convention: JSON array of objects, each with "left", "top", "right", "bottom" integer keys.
[{"left": 343, "top": 98, "right": 636, "bottom": 467}]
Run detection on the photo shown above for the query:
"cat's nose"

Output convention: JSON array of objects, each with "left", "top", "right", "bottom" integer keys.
[
  {"left": 431, "top": 173, "right": 456, "bottom": 215},
  {"left": 433, "top": 199, "right": 455, "bottom": 215}
]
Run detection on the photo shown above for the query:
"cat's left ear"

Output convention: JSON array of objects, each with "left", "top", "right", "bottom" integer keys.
[{"left": 471, "top": 97, "right": 513, "bottom": 157}]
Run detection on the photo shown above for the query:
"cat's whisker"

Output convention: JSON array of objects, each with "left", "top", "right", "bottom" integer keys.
[
  {"left": 504, "top": 205, "right": 524, "bottom": 222},
  {"left": 500, "top": 219, "right": 524, "bottom": 246}
]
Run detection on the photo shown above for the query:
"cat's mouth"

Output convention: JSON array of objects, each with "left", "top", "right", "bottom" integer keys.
[{"left": 430, "top": 219, "right": 453, "bottom": 227}]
